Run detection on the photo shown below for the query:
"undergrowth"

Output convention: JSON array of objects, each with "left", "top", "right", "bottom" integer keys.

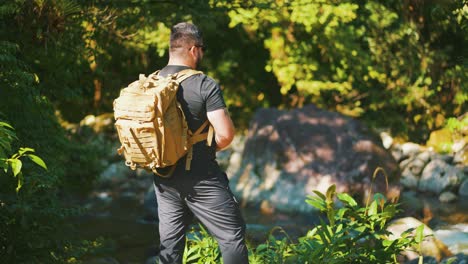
[{"left": 182, "top": 169, "right": 424, "bottom": 264}]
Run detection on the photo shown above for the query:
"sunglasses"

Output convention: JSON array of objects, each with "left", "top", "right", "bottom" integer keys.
[{"left": 194, "top": 44, "right": 206, "bottom": 52}]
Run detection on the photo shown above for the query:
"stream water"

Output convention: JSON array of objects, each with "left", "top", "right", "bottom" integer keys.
[{"left": 73, "top": 176, "right": 468, "bottom": 264}]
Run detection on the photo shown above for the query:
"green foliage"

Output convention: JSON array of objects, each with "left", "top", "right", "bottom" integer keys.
[
  {"left": 183, "top": 225, "right": 222, "bottom": 264},
  {"left": 0, "top": 120, "right": 82, "bottom": 263},
  {"left": 0, "top": 6, "right": 104, "bottom": 260},
  {"left": 426, "top": 113, "right": 468, "bottom": 154},
  {"left": 184, "top": 185, "right": 422, "bottom": 264},
  {"left": 222, "top": 0, "right": 467, "bottom": 141},
  {"left": 249, "top": 227, "right": 296, "bottom": 264},
  {"left": 297, "top": 185, "right": 414, "bottom": 263},
  {"left": 445, "top": 114, "right": 468, "bottom": 135}
]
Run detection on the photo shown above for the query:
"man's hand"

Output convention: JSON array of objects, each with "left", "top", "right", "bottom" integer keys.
[{"left": 207, "top": 108, "right": 235, "bottom": 151}]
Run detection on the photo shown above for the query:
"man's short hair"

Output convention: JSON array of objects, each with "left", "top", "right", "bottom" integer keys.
[{"left": 170, "top": 22, "right": 203, "bottom": 51}]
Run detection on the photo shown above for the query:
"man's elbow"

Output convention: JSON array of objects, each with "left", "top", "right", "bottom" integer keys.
[{"left": 216, "top": 132, "right": 234, "bottom": 150}]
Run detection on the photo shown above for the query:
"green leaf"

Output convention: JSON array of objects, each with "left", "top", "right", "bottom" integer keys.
[
  {"left": 325, "top": 185, "right": 336, "bottom": 201},
  {"left": 9, "top": 159, "right": 22, "bottom": 176},
  {"left": 336, "top": 208, "right": 349, "bottom": 218},
  {"left": 368, "top": 200, "right": 378, "bottom": 216},
  {"left": 306, "top": 197, "right": 326, "bottom": 211},
  {"left": 415, "top": 224, "right": 425, "bottom": 244},
  {"left": 355, "top": 226, "right": 366, "bottom": 233},
  {"left": 337, "top": 193, "right": 357, "bottom": 207},
  {"left": 185, "top": 252, "right": 201, "bottom": 262},
  {"left": 306, "top": 227, "right": 318, "bottom": 238},
  {"left": 27, "top": 154, "right": 47, "bottom": 170},
  {"left": 0, "top": 121, "right": 14, "bottom": 129},
  {"left": 312, "top": 190, "right": 326, "bottom": 200},
  {"left": 18, "top": 147, "right": 34, "bottom": 156},
  {"left": 185, "top": 245, "right": 199, "bottom": 259},
  {"left": 256, "top": 244, "right": 267, "bottom": 252}
]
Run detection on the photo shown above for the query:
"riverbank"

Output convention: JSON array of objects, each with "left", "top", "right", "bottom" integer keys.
[{"left": 73, "top": 164, "right": 467, "bottom": 264}]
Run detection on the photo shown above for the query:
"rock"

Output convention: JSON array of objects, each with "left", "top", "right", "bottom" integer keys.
[
  {"left": 432, "top": 153, "right": 454, "bottom": 163},
  {"left": 99, "top": 162, "right": 133, "bottom": 184},
  {"left": 388, "top": 217, "right": 452, "bottom": 262},
  {"left": 400, "top": 157, "right": 413, "bottom": 170},
  {"left": 230, "top": 105, "right": 400, "bottom": 214},
  {"left": 417, "top": 151, "right": 432, "bottom": 164},
  {"left": 459, "top": 179, "right": 468, "bottom": 196},
  {"left": 439, "top": 191, "right": 458, "bottom": 203},
  {"left": 434, "top": 224, "right": 468, "bottom": 256},
  {"left": 410, "top": 158, "right": 427, "bottom": 175},
  {"left": 419, "top": 159, "right": 464, "bottom": 194},
  {"left": 454, "top": 145, "right": 468, "bottom": 165},
  {"left": 401, "top": 142, "right": 422, "bottom": 158},
  {"left": 405, "top": 256, "right": 438, "bottom": 264},
  {"left": 452, "top": 139, "right": 466, "bottom": 153},
  {"left": 440, "top": 253, "right": 468, "bottom": 264},
  {"left": 392, "top": 144, "right": 405, "bottom": 163},
  {"left": 380, "top": 131, "right": 394, "bottom": 149},
  {"left": 401, "top": 167, "right": 419, "bottom": 189}
]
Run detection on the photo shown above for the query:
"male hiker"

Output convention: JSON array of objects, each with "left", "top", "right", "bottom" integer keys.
[{"left": 153, "top": 22, "right": 249, "bottom": 264}]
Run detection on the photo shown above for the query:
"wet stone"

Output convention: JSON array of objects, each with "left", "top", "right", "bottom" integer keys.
[{"left": 439, "top": 191, "right": 458, "bottom": 203}]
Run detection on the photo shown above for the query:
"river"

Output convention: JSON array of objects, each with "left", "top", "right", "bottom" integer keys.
[{"left": 73, "top": 175, "right": 468, "bottom": 263}]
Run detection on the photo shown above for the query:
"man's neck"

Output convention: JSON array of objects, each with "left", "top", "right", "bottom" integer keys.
[{"left": 167, "top": 58, "right": 194, "bottom": 69}]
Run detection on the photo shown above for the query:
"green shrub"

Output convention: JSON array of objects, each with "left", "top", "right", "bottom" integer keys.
[
  {"left": 183, "top": 225, "right": 222, "bottom": 264},
  {"left": 0, "top": 120, "right": 106, "bottom": 263},
  {"left": 183, "top": 184, "right": 423, "bottom": 264}
]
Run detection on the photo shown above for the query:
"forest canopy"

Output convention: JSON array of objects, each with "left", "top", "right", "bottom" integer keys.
[{"left": 1, "top": 0, "right": 466, "bottom": 141}]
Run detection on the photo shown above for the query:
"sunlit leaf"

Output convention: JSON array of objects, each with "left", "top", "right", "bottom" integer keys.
[
  {"left": 368, "top": 200, "right": 377, "bottom": 216},
  {"left": 415, "top": 224, "right": 425, "bottom": 244},
  {"left": 9, "top": 158, "right": 22, "bottom": 176},
  {"left": 312, "top": 190, "right": 326, "bottom": 200},
  {"left": 337, "top": 193, "right": 357, "bottom": 207},
  {"left": 27, "top": 154, "right": 47, "bottom": 170},
  {"left": 18, "top": 147, "right": 34, "bottom": 156}
]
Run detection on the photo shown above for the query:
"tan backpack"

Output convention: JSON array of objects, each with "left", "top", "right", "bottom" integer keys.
[{"left": 113, "top": 69, "right": 213, "bottom": 177}]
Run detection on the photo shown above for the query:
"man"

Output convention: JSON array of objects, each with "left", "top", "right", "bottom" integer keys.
[{"left": 153, "top": 22, "right": 249, "bottom": 264}]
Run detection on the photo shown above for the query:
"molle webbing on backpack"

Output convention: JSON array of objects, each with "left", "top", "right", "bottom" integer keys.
[{"left": 113, "top": 69, "right": 214, "bottom": 178}]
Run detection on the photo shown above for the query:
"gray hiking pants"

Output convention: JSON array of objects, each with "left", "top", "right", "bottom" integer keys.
[{"left": 154, "top": 174, "right": 249, "bottom": 264}]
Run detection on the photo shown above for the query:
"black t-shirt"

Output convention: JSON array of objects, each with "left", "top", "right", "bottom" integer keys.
[{"left": 156, "top": 65, "right": 226, "bottom": 184}]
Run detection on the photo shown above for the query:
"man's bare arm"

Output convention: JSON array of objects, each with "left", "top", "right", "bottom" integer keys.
[{"left": 207, "top": 108, "right": 235, "bottom": 151}]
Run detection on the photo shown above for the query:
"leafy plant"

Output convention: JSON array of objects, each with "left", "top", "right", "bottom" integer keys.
[
  {"left": 183, "top": 224, "right": 222, "bottom": 264},
  {"left": 249, "top": 227, "right": 296, "bottom": 264},
  {"left": 183, "top": 182, "right": 424, "bottom": 263},
  {"left": 0, "top": 121, "right": 47, "bottom": 192},
  {"left": 298, "top": 184, "right": 418, "bottom": 263},
  {"left": 0, "top": 120, "right": 104, "bottom": 263}
]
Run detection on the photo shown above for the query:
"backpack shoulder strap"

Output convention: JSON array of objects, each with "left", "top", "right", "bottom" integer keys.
[{"left": 174, "top": 69, "right": 203, "bottom": 83}]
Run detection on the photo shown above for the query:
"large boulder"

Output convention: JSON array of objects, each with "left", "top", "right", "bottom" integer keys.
[{"left": 229, "top": 105, "right": 400, "bottom": 213}]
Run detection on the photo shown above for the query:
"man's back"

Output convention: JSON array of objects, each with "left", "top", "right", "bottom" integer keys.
[{"left": 158, "top": 65, "right": 225, "bottom": 181}]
